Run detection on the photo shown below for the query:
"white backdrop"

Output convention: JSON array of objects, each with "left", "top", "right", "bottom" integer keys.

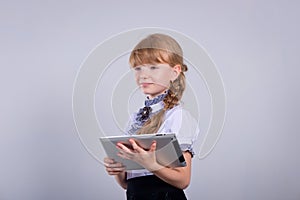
[{"left": 0, "top": 1, "right": 299, "bottom": 200}]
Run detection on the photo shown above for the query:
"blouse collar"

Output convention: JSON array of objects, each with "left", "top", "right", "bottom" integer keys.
[
  {"left": 134, "top": 92, "right": 167, "bottom": 126},
  {"left": 145, "top": 92, "right": 167, "bottom": 107}
]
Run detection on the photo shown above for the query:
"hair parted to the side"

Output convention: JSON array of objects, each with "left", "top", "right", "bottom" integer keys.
[{"left": 129, "top": 33, "right": 188, "bottom": 135}]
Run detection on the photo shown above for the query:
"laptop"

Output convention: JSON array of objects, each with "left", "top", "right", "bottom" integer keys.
[{"left": 99, "top": 133, "right": 186, "bottom": 171}]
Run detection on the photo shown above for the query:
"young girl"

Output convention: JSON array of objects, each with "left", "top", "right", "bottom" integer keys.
[{"left": 104, "top": 33, "right": 199, "bottom": 200}]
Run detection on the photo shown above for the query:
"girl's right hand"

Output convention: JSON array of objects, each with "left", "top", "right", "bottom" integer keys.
[{"left": 104, "top": 157, "right": 126, "bottom": 175}]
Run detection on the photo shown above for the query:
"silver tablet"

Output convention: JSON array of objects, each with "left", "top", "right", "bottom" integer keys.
[{"left": 99, "top": 133, "right": 186, "bottom": 171}]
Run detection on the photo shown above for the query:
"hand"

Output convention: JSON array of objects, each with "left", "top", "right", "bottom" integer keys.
[
  {"left": 117, "top": 139, "right": 162, "bottom": 172},
  {"left": 103, "top": 157, "right": 126, "bottom": 175}
]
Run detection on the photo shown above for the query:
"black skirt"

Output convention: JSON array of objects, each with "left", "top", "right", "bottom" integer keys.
[{"left": 126, "top": 175, "right": 187, "bottom": 200}]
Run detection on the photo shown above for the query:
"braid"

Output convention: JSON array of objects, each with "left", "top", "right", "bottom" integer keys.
[
  {"left": 163, "top": 73, "right": 185, "bottom": 110},
  {"left": 137, "top": 72, "right": 186, "bottom": 135}
]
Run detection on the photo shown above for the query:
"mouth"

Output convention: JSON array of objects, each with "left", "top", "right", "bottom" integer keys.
[{"left": 140, "top": 83, "right": 153, "bottom": 87}]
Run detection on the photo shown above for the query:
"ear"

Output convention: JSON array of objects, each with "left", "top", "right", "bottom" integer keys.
[{"left": 171, "top": 64, "right": 182, "bottom": 81}]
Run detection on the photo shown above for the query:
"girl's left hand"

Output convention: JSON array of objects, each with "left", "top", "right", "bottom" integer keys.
[{"left": 116, "top": 139, "right": 161, "bottom": 172}]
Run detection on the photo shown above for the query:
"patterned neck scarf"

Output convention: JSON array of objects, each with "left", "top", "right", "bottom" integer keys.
[{"left": 127, "top": 92, "right": 168, "bottom": 135}]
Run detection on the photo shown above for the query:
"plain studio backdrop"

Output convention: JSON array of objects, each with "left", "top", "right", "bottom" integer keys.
[{"left": 0, "top": 1, "right": 299, "bottom": 200}]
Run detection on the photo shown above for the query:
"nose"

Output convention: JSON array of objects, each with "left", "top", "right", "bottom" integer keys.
[
  {"left": 140, "top": 72, "right": 147, "bottom": 79},
  {"left": 139, "top": 68, "right": 150, "bottom": 80}
]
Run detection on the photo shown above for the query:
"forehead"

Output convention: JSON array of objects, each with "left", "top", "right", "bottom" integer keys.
[
  {"left": 130, "top": 48, "right": 170, "bottom": 67},
  {"left": 135, "top": 63, "right": 171, "bottom": 68}
]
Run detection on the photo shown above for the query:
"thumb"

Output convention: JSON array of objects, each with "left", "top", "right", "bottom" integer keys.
[{"left": 149, "top": 141, "right": 157, "bottom": 152}]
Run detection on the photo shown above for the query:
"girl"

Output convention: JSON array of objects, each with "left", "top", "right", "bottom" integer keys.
[{"left": 104, "top": 33, "right": 199, "bottom": 200}]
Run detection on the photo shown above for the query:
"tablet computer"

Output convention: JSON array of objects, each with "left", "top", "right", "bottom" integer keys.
[{"left": 99, "top": 133, "right": 186, "bottom": 171}]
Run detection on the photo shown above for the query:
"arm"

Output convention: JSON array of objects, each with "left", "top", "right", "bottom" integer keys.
[
  {"left": 117, "top": 139, "right": 192, "bottom": 189},
  {"left": 151, "top": 151, "right": 192, "bottom": 189},
  {"left": 115, "top": 171, "right": 127, "bottom": 189},
  {"left": 103, "top": 157, "right": 127, "bottom": 189}
]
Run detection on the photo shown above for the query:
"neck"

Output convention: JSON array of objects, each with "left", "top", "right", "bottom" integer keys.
[{"left": 147, "top": 91, "right": 168, "bottom": 100}]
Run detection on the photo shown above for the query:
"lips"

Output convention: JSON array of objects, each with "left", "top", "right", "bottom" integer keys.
[{"left": 140, "top": 83, "right": 153, "bottom": 87}]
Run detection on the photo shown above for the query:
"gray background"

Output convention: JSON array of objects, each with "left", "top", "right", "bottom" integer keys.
[{"left": 1, "top": 0, "right": 299, "bottom": 200}]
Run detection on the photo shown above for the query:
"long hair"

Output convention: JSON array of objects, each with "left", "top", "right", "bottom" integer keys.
[{"left": 129, "top": 33, "right": 188, "bottom": 134}]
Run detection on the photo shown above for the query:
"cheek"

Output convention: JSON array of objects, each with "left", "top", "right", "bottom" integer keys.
[
  {"left": 134, "top": 74, "right": 140, "bottom": 85},
  {"left": 135, "top": 75, "right": 140, "bottom": 85},
  {"left": 154, "top": 71, "right": 173, "bottom": 87},
  {"left": 153, "top": 76, "right": 170, "bottom": 88}
]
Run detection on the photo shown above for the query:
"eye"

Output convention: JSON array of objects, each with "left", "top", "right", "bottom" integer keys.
[
  {"left": 134, "top": 67, "right": 141, "bottom": 71},
  {"left": 150, "top": 66, "right": 158, "bottom": 70}
]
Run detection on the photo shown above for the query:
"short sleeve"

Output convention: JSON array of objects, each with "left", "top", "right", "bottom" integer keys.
[{"left": 158, "top": 106, "right": 200, "bottom": 157}]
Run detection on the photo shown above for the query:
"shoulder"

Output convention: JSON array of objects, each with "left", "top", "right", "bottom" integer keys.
[
  {"left": 159, "top": 104, "right": 199, "bottom": 148},
  {"left": 164, "top": 104, "right": 195, "bottom": 124},
  {"left": 161, "top": 104, "right": 198, "bottom": 132}
]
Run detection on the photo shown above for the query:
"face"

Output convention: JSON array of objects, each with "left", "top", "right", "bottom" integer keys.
[{"left": 133, "top": 63, "right": 180, "bottom": 99}]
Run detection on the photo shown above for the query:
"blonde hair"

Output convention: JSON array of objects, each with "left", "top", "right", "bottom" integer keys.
[{"left": 129, "top": 33, "right": 188, "bottom": 134}]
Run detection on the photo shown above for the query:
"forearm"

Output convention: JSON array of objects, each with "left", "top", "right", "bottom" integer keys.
[
  {"left": 116, "top": 141, "right": 192, "bottom": 189},
  {"left": 154, "top": 168, "right": 190, "bottom": 189},
  {"left": 114, "top": 171, "right": 127, "bottom": 189},
  {"left": 151, "top": 152, "right": 192, "bottom": 189},
  {"left": 104, "top": 157, "right": 127, "bottom": 189}
]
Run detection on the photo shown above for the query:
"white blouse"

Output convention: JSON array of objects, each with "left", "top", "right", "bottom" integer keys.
[{"left": 125, "top": 101, "right": 199, "bottom": 180}]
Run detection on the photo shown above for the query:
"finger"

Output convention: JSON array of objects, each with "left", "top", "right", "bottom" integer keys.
[
  {"left": 106, "top": 167, "right": 125, "bottom": 174},
  {"left": 149, "top": 141, "right": 157, "bottom": 152},
  {"left": 117, "top": 151, "right": 133, "bottom": 160},
  {"left": 108, "top": 171, "right": 123, "bottom": 175},
  {"left": 104, "top": 157, "right": 114, "bottom": 164},
  {"left": 106, "top": 166, "right": 125, "bottom": 172},
  {"left": 104, "top": 162, "right": 124, "bottom": 168},
  {"left": 118, "top": 146, "right": 135, "bottom": 157},
  {"left": 117, "top": 143, "right": 134, "bottom": 153},
  {"left": 129, "top": 139, "right": 145, "bottom": 153}
]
